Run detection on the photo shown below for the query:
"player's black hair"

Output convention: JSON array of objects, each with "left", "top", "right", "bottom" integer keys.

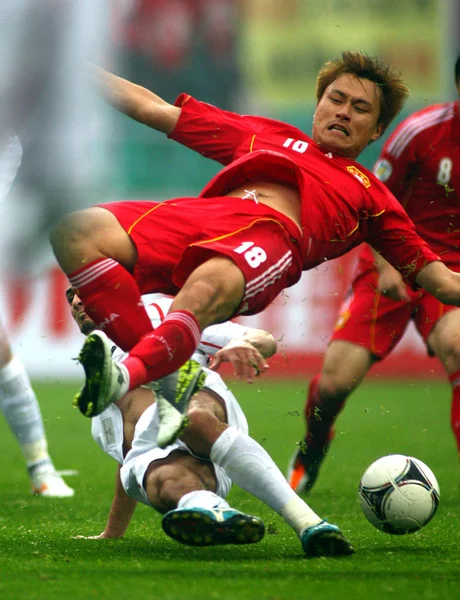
[{"left": 455, "top": 54, "right": 460, "bottom": 86}]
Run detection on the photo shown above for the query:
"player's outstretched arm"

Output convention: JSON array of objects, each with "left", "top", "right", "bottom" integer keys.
[
  {"left": 91, "top": 64, "right": 181, "bottom": 134},
  {"left": 416, "top": 262, "right": 460, "bottom": 306},
  {"left": 74, "top": 466, "right": 137, "bottom": 540}
]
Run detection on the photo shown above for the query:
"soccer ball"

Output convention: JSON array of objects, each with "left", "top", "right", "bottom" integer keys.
[{"left": 358, "top": 454, "right": 440, "bottom": 535}]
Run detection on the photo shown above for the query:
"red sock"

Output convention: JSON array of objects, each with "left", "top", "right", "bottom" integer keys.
[
  {"left": 122, "top": 310, "right": 202, "bottom": 389},
  {"left": 69, "top": 258, "right": 153, "bottom": 351},
  {"left": 304, "top": 374, "right": 342, "bottom": 450},
  {"left": 449, "top": 371, "right": 460, "bottom": 455}
]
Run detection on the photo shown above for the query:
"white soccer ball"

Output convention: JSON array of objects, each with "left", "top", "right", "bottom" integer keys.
[{"left": 358, "top": 454, "right": 440, "bottom": 535}]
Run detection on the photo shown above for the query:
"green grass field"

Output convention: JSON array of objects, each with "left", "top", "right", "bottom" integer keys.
[{"left": 0, "top": 378, "right": 459, "bottom": 600}]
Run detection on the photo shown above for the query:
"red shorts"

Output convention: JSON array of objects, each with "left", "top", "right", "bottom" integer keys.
[
  {"left": 99, "top": 197, "right": 302, "bottom": 316},
  {"left": 330, "top": 266, "right": 456, "bottom": 358}
]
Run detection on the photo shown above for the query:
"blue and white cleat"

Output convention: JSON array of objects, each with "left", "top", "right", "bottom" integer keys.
[
  {"left": 162, "top": 507, "right": 265, "bottom": 547},
  {"left": 301, "top": 520, "right": 354, "bottom": 557}
]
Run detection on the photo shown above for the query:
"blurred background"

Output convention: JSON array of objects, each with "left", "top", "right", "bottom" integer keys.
[{"left": 0, "top": 0, "right": 459, "bottom": 380}]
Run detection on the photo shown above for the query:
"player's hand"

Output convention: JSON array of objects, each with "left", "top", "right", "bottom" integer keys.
[
  {"left": 73, "top": 532, "right": 121, "bottom": 540},
  {"left": 378, "top": 267, "right": 410, "bottom": 302},
  {"left": 210, "top": 339, "right": 269, "bottom": 383}
]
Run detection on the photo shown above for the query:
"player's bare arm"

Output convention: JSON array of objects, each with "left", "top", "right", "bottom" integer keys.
[
  {"left": 416, "top": 262, "right": 460, "bottom": 306},
  {"left": 370, "top": 247, "right": 410, "bottom": 302},
  {"left": 75, "top": 466, "right": 137, "bottom": 540},
  {"left": 92, "top": 65, "right": 181, "bottom": 134}
]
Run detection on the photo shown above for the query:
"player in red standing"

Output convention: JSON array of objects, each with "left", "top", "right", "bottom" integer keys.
[
  {"left": 288, "top": 54, "right": 460, "bottom": 494},
  {"left": 50, "top": 51, "right": 460, "bottom": 451}
]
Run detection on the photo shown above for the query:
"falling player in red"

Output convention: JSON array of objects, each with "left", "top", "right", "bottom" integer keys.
[
  {"left": 288, "top": 54, "right": 460, "bottom": 494},
  {"left": 51, "top": 51, "right": 460, "bottom": 457}
]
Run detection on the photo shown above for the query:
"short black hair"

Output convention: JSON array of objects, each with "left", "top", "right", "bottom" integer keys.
[{"left": 456, "top": 54, "right": 460, "bottom": 86}]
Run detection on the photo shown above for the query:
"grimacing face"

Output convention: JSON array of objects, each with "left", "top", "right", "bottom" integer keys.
[
  {"left": 312, "top": 73, "right": 384, "bottom": 159},
  {"left": 65, "top": 287, "right": 97, "bottom": 335}
]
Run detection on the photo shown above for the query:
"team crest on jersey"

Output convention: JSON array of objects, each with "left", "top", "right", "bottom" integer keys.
[
  {"left": 374, "top": 159, "right": 393, "bottom": 182},
  {"left": 346, "top": 165, "right": 371, "bottom": 188}
]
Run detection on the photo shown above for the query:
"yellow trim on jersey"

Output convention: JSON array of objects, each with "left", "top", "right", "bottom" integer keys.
[
  {"left": 127, "top": 203, "right": 173, "bottom": 235},
  {"left": 249, "top": 134, "right": 256, "bottom": 152},
  {"left": 190, "top": 218, "right": 284, "bottom": 247},
  {"left": 346, "top": 223, "right": 360, "bottom": 237},
  {"left": 329, "top": 209, "right": 386, "bottom": 241},
  {"left": 369, "top": 209, "right": 386, "bottom": 218}
]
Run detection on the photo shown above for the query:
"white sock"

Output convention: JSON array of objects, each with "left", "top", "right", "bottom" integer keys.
[
  {"left": 0, "top": 356, "right": 53, "bottom": 472},
  {"left": 177, "top": 490, "right": 230, "bottom": 510},
  {"left": 210, "top": 427, "right": 322, "bottom": 535}
]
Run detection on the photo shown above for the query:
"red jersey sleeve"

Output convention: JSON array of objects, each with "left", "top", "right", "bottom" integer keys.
[
  {"left": 168, "top": 94, "right": 263, "bottom": 166},
  {"left": 368, "top": 191, "right": 440, "bottom": 287}
]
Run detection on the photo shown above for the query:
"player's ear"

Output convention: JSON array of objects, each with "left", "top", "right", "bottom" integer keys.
[{"left": 370, "top": 123, "right": 384, "bottom": 142}]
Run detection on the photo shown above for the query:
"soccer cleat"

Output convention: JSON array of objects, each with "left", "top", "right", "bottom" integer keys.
[
  {"left": 153, "top": 360, "right": 207, "bottom": 448},
  {"left": 301, "top": 520, "right": 354, "bottom": 558},
  {"left": 287, "top": 439, "right": 330, "bottom": 494},
  {"left": 31, "top": 470, "right": 75, "bottom": 498},
  {"left": 73, "top": 330, "right": 128, "bottom": 417},
  {"left": 162, "top": 507, "right": 265, "bottom": 547}
]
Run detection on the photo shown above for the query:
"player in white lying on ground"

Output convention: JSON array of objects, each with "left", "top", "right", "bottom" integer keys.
[{"left": 67, "top": 289, "right": 354, "bottom": 557}]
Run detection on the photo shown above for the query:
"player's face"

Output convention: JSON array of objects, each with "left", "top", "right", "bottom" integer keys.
[
  {"left": 65, "top": 287, "right": 97, "bottom": 335},
  {"left": 312, "top": 73, "right": 384, "bottom": 159}
]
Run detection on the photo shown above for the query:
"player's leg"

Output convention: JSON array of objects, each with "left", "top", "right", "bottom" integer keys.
[
  {"left": 145, "top": 452, "right": 265, "bottom": 547},
  {"left": 424, "top": 305, "right": 460, "bottom": 457},
  {"left": 120, "top": 392, "right": 265, "bottom": 548},
  {"left": 72, "top": 213, "right": 299, "bottom": 449},
  {"left": 50, "top": 205, "right": 213, "bottom": 432},
  {"left": 289, "top": 271, "right": 413, "bottom": 494},
  {"left": 73, "top": 253, "right": 244, "bottom": 436},
  {"left": 288, "top": 340, "right": 374, "bottom": 494},
  {"left": 0, "top": 322, "right": 73, "bottom": 497},
  {"left": 177, "top": 379, "right": 353, "bottom": 556},
  {"left": 49, "top": 206, "right": 154, "bottom": 350}
]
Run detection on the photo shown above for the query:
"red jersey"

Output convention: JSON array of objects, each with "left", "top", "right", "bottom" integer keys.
[
  {"left": 361, "top": 101, "right": 460, "bottom": 270},
  {"left": 168, "top": 94, "right": 440, "bottom": 287}
]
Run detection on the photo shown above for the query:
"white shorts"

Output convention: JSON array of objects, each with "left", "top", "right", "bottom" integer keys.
[{"left": 120, "top": 369, "right": 248, "bottom": 507}]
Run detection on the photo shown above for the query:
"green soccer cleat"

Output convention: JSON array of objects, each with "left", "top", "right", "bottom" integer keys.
[
  {"left": 162, "top": 507, "right": 265, "bottom": 547},
  {"left": 73, "top": 330, "right": 128, "bottom": 417},
  {"left": 301, "top": 520, "right": 355, "bottom": 558},
  {"left": 152, "top": 359, "right": 207, "bottom": 448}
]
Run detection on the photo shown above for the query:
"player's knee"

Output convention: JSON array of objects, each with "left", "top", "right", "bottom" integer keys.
[
  {"left": 177, "top": 259, "right": 245, "bottom": 326},
  {"left": 442, "top": 338, "right": 460, "bottom": 369},
  {"left": 183, "top": 405, "right": 221, "bottom": 451},
  {"left": 49, "top": 209, "right": 97, "bottom": 254},
  {"left": 319, "top": 372, "right": 356, "bottom": 403},
  {"left": 177, "top": 279, "right": 238, "bottom": 327},
  {"left": 151, "top": 465, "right": 200, "bottom": 513},
  {"left": 187, "top": 404, "right": 216, "bottom": 431}
]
